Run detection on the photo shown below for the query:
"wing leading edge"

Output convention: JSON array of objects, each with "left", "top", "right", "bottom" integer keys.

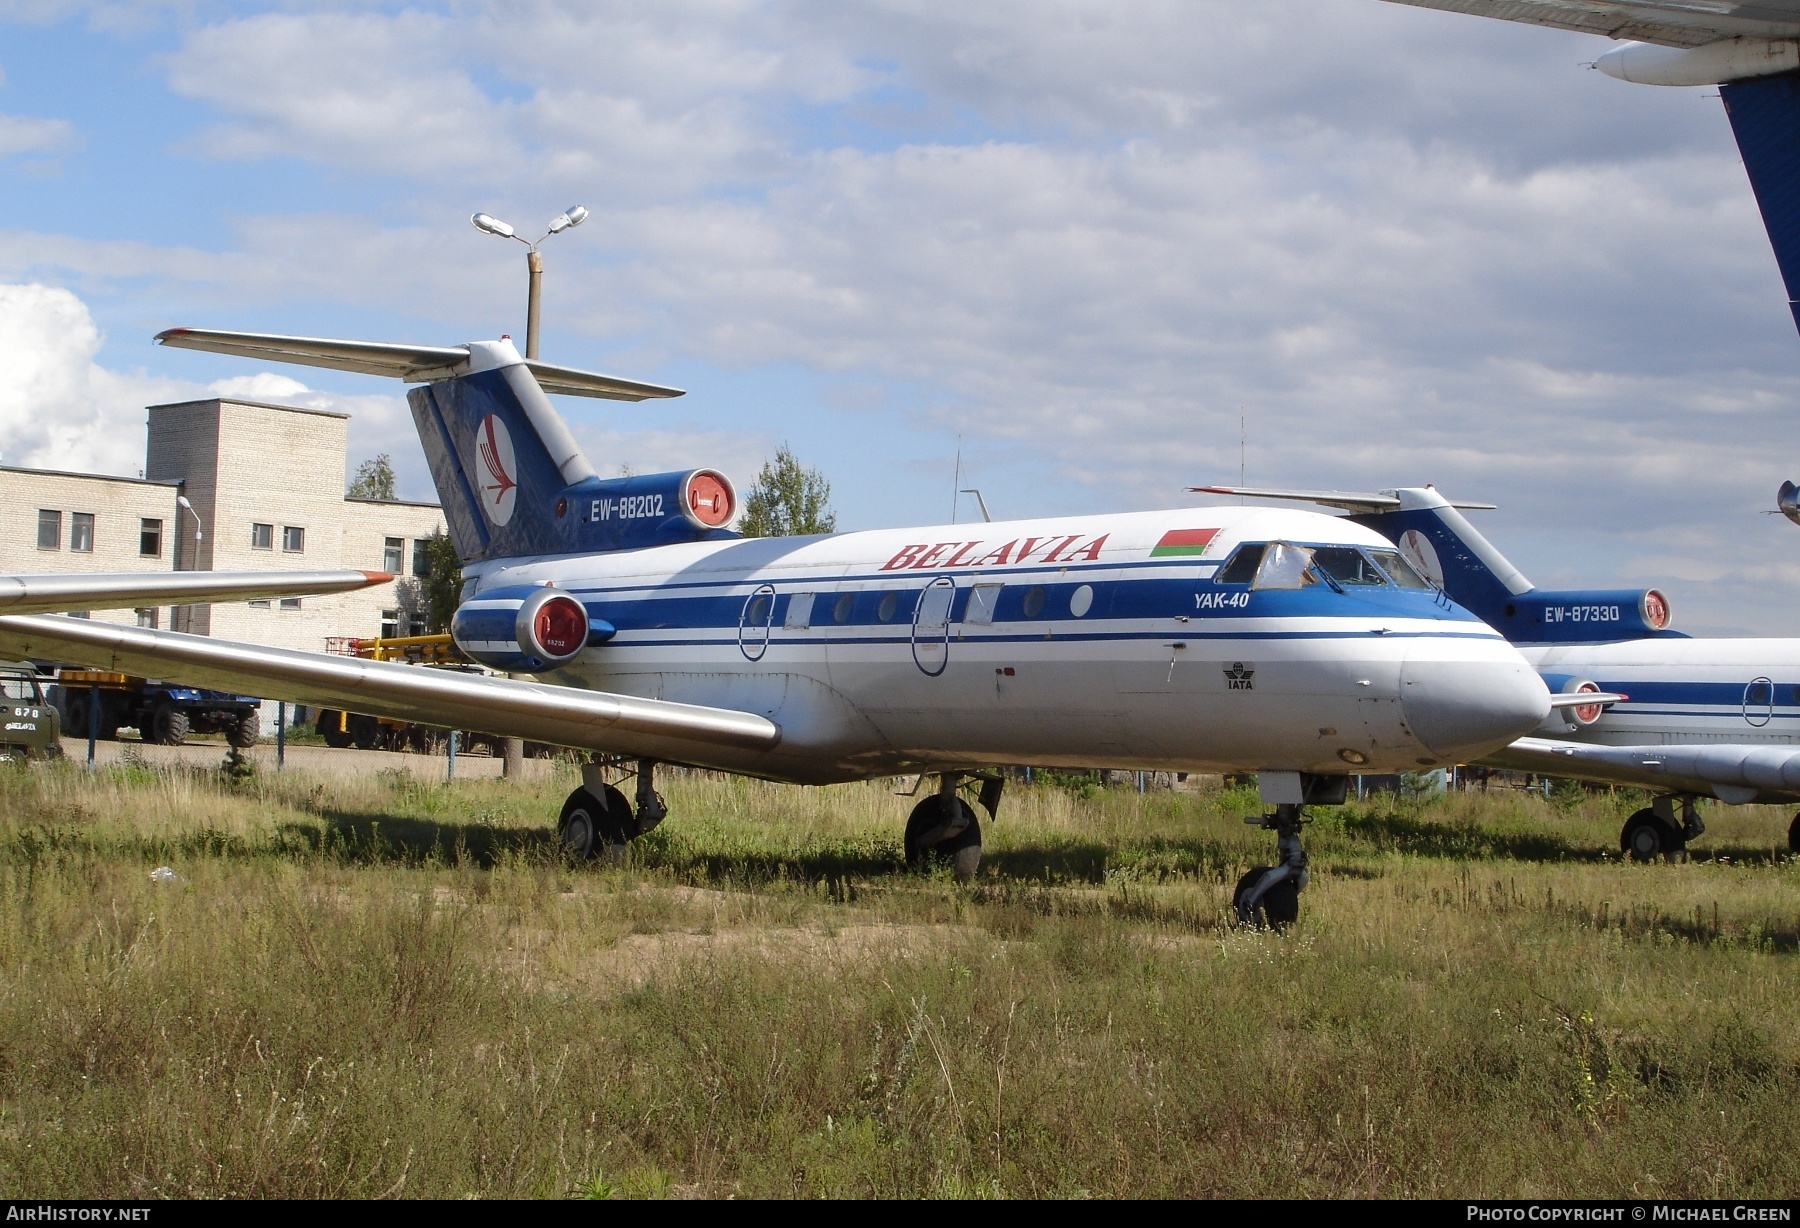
[
  {"left": 0, "top": 615, "right": 781, "bottom": 762},
  {"left": 1485, "top": 735, "right": 1800, "bottom": 803},
  {"left": 0, "top": 569, "right": 391, "bottom": 616}
]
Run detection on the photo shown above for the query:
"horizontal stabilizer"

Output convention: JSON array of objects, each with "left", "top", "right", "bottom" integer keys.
[
  {"left": 0, "top": 569, "right": 388, "bottom": 616},
  {"left": 1381, "top": 1, "right": 1800, "bottom": 49},
  {"left": 1189, "top": 485, "right": 1497, "bottom": 513},
  {"left": 1484, "top": 736, "right": 1800, "bottom": 804},
  {"left": 0, "top": 615, "right": 781, "bottom": 758},
  {"left": 155, "top": 328, "right": 685, "bottom": 402}
]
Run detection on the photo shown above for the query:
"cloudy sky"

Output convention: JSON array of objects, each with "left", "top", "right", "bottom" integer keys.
[{"left": 2, "top": 1, "right": 1798, "bottom": 633}]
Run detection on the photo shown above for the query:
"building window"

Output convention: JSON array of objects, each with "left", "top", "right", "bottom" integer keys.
[
  {"left": 383, "top": 537, "right": 403, "bottom": 574},
  {"left": 36, "top": 510, "right": 60, "bottom": 551},
  {"left": 282, "top": 526, "right": 305, "bottom": 553},
  {"left": 381, "top": 608, "right": 401, "bottom": 639},
  {"left": 412, "top": 538, "right": 433, "bottom": 578},
  {"left": 279, "top": 598, "right": 302, "bottom": 611},
  {"left": 140, "top": 518, "right": 163, "bottom": 558},
  {"left": 135, "top": 608, "right": 158, "bottom": 629},
  {"left": 248, "top": 599, "right": 271, "bottom": 609},
  {"left": 251, "top": 522, "right": 274, "bottom": 550},
  {"left": 70, "top": 513, "right": 94, "bottom": 553}
]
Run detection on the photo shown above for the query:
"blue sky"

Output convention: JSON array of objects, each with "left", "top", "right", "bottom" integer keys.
[{"left": 4, "top": 1, "right": 1800, "bottom": 633}]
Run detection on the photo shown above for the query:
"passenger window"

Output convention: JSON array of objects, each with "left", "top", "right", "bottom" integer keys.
[
  {"left": 1216, "top": 544, "right": 1265, "bottom": 585},
  {"left": 1312, "top": 547, "right": 1388, "bottom": 587},
  {"left": 877, "top": 592, "right": 899, "bottom": 623},
  {"left": 833, "top": 593, "right": 854, "bottom": 624},
  {"left": 1251, "top": 542, "right": 1316, "bottom": 590},
  {"left": 1368, "top": 548, "right": 1434, "bottom": 590},
  {"left": 1020, "top": 586, "right": 1046, "bottom": 619}
]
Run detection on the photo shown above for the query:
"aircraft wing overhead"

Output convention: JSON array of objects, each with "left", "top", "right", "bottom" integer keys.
[
  {"left": 1484, "top": 735, "right": 1800, "bottom": 802},
  {"left": 1384, "top": 1, "right": 1800, "bottom": 47},
  {"left": 155, "top": 328, "right": 685, "bottom": 402},
  {"left": 0, "top": 569, "right": 389, "bottom": 616},
  {"left": 1189, "top": 485, "right": 1501, "bottom": 513},
  {"left": 0, "top": 615, "right": 780, "bottom": 759}
]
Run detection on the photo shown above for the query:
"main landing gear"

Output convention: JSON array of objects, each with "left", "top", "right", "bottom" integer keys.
[
  {"left": 559, "top": 759, "right": 668, "bottom": 860},
  {"left": 904, "top": 772, "right": 1003, "bottom": 882},
  {"left": 1620, "top": 796, "right": 1704, "bottom": 862}
]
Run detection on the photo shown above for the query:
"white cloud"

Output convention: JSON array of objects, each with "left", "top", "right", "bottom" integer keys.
[
  {"left": 0, "top": 111, "right": 73, "bottom": 157},
  {"left": 0, "top": 283, "right": 192, "bottom": 475}
]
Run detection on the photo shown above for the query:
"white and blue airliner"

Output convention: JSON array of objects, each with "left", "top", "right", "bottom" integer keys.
[{"left": 0, "top": 331, "right": 1577, "bottom": 924}]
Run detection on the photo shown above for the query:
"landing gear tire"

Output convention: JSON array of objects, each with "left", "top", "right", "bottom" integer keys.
[
  {"left": 558, "top": 785, "right": 635, "bottom": 861},
  {"left": 349, "top": 714, "right": 379, "bottom": 751},
  {"left": 904, "top": 796, "right": 982, "bottom": 882},
  {"left": 1233, "top": 866, "right": 1300, "bottom": 930},
  {"left": 1621, "top": 809, "right": 1683, "bottom": 862},
  {"left": 150, "top": 703, "right": 189, "bottom": 747}
]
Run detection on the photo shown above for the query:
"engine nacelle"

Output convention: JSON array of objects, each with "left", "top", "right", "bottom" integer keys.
[
  {"left": 1596, "top": 39, "right": 1799, "bottom": 87},
  {"left": 1493, "top": 588, "right": 1672, "bottom": 643},
  {"left": 1543, "top": 676, "right": 1610, "bottom": 730},
  {"left": 559, "top": 468, "right": 740, "bottom": 554},
  {"left": 451, "top": 584, "right": 612, "bottom": 672}
]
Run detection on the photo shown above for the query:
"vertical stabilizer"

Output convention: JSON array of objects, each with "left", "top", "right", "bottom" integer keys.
[{"left": 1721, "top": 70, "right": 1800, "bottom": 335}]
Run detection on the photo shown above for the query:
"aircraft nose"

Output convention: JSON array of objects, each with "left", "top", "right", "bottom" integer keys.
[{"left": 1401, "top": 644, "right": 1551, "bottom": 760}]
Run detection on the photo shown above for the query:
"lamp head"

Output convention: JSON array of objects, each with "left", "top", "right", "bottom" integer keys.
[
  {"left": 471, "top": 212, "right": 516, "bottom": 238},
  {"left": 548, "top": 204, "right": 588, "bottom": 235}
]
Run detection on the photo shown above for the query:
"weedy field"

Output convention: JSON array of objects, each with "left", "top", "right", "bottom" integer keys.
[{"left": 0, "top": 759, "right": 1793, "bottom": 1199}]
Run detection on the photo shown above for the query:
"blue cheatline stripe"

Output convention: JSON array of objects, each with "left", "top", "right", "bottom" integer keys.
[
  {"left": 1592, "top": 681, "right": 1796, "bottom": 707},
  {"left": 597, "top": 628, "right": 1498, "bottom": 651}
]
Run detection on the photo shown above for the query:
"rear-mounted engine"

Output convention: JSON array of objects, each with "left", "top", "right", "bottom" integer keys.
[
  {"left": 451, "top": 584, "right": 612, "bottom": 672},
  {"left": 555, "top": 467, "right": 739, "bottom": 553}
]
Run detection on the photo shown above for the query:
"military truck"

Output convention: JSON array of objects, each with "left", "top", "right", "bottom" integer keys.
[
  {"left": 51, "top": 670, "right": 262, "bottom": 747},
  {"left": 0, "top": 663, "right": 62, "bottom": 762}
]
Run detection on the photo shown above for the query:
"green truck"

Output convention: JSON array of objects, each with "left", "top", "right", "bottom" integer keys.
[{"left": 0, "top": 663, "right": 62, "bottom": 763}]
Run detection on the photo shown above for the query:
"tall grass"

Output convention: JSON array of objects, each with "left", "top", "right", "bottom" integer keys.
[{"left": 0, "top": 761, "right": 1792, "bottom": 1197}]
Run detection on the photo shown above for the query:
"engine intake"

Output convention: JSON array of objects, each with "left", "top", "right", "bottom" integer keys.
[{"left": 451, "top": 584, "right": 612, "bottom": 672}]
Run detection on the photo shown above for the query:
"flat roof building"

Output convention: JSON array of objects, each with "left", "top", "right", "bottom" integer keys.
[{"left": 2, "top": 396, "right": 444, "bottom": 649}]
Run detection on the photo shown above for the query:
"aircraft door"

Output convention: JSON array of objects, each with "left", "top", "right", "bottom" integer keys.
[
  {"left": 1743, "top": 676, "right": 1774, "bottom": 728},
  {"left": 912, "top": 577, "right": 955, "bottom": 677},
  {"left": 739, "top": 584, "right": 776, "bottom": 661}
]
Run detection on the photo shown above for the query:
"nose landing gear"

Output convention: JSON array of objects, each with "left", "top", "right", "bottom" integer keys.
[{"left": 1234, "top": 804, "right": 1308, "bottom": 929}]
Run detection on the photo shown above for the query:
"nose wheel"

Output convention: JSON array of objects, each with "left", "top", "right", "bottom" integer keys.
[{"left": 1235, "top": 803, "right": 1308, "bottom": 929}]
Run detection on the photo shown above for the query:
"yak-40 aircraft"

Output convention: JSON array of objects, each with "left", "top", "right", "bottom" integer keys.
[
  {"left": 1199, "top": 484, "right": 1800, "bottom": 859},
  {"left": 0, "top": 330, "right": 1598, "bottom": 925}
]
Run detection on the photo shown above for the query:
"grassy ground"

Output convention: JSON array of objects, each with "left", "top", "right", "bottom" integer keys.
[{"left": 0, "top": 759, "right": 1793, "bottom": 1199}]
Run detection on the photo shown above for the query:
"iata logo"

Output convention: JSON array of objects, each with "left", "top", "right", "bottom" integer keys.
[
  {"left": 475, "top": 414, "right": 518, "bottom": 526},
  {"left": 1398, "top": 529, "right": 1444, "bottom": 589}
]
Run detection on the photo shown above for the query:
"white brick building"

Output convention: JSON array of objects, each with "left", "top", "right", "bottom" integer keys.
[{"left": 4, "top": 396, "right": 446, "bottom": 649}]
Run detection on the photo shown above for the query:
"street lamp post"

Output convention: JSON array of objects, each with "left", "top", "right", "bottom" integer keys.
[
  {"left": 471, "top": 207, "right": 588, "bottom": 780},
  {"left": 471, "top": 206, "right": 589, "bottom": 359}
]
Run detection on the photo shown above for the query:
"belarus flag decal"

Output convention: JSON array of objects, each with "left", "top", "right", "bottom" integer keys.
[{"left": 1150, "top": 528, "right": 1219, "bottom": 558}]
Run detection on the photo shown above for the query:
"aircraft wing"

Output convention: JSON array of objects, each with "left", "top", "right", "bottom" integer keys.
[
  {"left": 0, "top": 615, "right": 780, "bottom": 759},
  {"left": 0, "top": 569, "right": 389, "bottom": 616},
  {"left": 1188, "top": 485, "right": 1498, "bottom": 513},
  {"left": 154, "top": 328, "right": 684, "bottom": 402},
  {"left": 1383, "top": 1, "right": 1800, "bottom": 48},
  {"left": 1482, "top": 735, "right": 1800, "bottom": 802}
]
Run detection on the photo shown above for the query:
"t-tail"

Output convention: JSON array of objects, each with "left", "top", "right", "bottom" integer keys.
[
  {"left": 1191, "top": 484, "right": 1677, "bottom": 645},
  {"left": 155, "top": 328, "right": 741, "bottom": 563}
]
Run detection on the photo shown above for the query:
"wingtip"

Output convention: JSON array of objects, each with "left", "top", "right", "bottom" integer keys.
[{"left": 361, "top": 570, "right": 396, "bottom": 585}]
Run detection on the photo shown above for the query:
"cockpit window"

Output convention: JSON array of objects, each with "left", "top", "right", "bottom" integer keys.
[
  {"left": 1215, "top": 544, "right": 1265, "bottom": 585},
  {"left": 1312, "top": 547, "right": 1389, "bottom": 587},
  {"left": 1251, "top": 541, "right": 1317, "bottom": 590},
  {"left": 1368, "top": 548, "right": 1434, "bottom": 590}
]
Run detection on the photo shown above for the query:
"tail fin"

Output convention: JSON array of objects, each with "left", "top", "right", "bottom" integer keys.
[
  {"left": 408, "top": 339, "right": 599, "bottom": 560},
  {"left": 1721, "top": 70, "right": 1800, "bottom": 335}
]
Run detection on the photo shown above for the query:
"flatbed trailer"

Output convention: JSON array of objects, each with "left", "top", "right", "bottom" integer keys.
[{"left": 51, "top": 669, "right": 262, "bottom": 747}]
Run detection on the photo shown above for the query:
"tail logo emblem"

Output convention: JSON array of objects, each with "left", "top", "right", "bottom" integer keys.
[
  {"left": 475, "top": 413, "right": 518, "bottom": 526},
  {"left": 1398, "top": 529, "right": 1444, "bottom": 589}
]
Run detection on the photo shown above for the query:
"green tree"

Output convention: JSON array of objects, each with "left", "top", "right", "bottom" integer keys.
[
  {"left": 737, "top": 444, "right": 837, "bottom": 538},
  {"left": 347, "top": 454, "right": 397, "bottom": 501},
  {"left": 417, "top": 531, "right": 463, "bottom": 633}
]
